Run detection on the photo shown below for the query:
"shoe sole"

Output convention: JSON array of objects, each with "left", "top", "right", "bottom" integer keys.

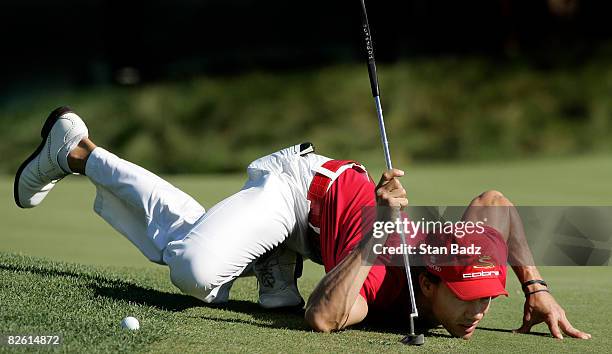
[
  {"left": 13, "top": 106, "right": 75, "bottom": 208},
  {"left": 260, "top": 298, "right": 305, "bottom": 312}
]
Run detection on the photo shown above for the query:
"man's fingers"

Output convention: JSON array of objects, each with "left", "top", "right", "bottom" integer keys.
[
  {"left": 546, "top": 316, "right": 564, "bottom": 340},
  {"left": 377, "top": 187, "right": 408, "bottom": 209},
  {"left": 559, "top": 316, "right": 591, "bottom": 339},
  {"left": 376, "top": 170, "right": 407, "bottom": 208},
  {"left": 377, "top": 169, "right": 404, "bottom": 189},
  {"left": 378, "top": 185, "right": 406, "bottom": 198},
  {"left": 515, "top": 317, "right": 591, "bottom": 340},
  {"left": 387, "top": 178, "right": 403, "bottom": 191},
  {"left": 384, "top": 169, "right": 404, "bottom": 180},
  {"left": 388, "top": 197, "right": 409, "bottom": 208},
  {"left": 376, "top": 179, "right": 402, "bottom": 195}
]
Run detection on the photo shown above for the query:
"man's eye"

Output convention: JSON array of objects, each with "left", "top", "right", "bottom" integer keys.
[{"left": 479, "top": 297, "right": 492, "bottom": 305}]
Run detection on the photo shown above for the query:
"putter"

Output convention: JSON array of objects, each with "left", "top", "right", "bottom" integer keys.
[{"left": 359, "top": 0, "right": 425, "bottom": 346}]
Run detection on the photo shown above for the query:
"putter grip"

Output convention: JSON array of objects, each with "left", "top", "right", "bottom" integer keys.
[
  {"left": 368, "top": 62, "right": 380, "bottom": 97},
  {"left": 360, "top": 0, "right": 380, "bottom": 97}
]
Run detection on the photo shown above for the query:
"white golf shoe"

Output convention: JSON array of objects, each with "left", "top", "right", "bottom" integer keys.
[
  {"left": 14, "top": 106, "right": 88, "bottom": 208},
  {"left": 254, "top": 245, "right": 304, "bottom": 309}
]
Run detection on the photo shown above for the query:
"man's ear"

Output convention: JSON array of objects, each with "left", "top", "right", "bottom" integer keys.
[{"left": 419, "top": 272, "right": 437, "bottom": 299}]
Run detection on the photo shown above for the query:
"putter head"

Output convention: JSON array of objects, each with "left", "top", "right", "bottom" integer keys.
[{"left": 400, "top": 333, "right": 425, "bottom": 346}]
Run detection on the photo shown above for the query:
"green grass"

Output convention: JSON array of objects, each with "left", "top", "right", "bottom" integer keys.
[
  {"left": 1, "top": 254, "right": 609, "bottom": 353},
  {"left": 1, "top": 154, "right": 611, "bottom": 352}
]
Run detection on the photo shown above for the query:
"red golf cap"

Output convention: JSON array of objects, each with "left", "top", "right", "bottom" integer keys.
[{"left": 424, "top": 226, "right": 509, "bottom": 301}]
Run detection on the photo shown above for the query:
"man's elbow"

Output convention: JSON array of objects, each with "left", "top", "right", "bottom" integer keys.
[{"left": 304, "top": 308, "right": 338, "bottom": 333}]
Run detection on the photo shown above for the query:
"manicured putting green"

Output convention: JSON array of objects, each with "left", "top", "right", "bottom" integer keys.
[{"left": 1, "top": 154, "right": 610, "bottom": 352}]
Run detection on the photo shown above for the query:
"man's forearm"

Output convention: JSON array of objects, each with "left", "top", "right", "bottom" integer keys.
[
  {"left": 305, "top": 244, "right": 372, "bottom": 332},
  {"left": 512, "top": 265, "right": 542, "bottom": 284},
  {"left": 507, "top": 207, "right": 548, "bottom": 292}
]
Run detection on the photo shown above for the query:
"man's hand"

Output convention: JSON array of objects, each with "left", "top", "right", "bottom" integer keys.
[
  {"left": 515, "top": 291, "right": 592, "bottom": 339},
  {"left": 376, "top": 169, "right": 408, "bottom": 209}
]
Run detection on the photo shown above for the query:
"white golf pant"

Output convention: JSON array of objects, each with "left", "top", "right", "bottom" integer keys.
[{"left": 86, "top": 145, "right": 329, "bottom": 303}]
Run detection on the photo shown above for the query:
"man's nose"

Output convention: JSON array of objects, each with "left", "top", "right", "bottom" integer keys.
[
  {"left": 467, "top": 310, "right": 485, "bottom": 322},
  {"left": 465, "top": 301, "right": 487, "bottom": 320}
]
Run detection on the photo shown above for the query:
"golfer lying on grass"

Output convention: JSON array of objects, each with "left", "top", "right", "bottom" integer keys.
[{"left": 14, "top": 107, "right": 591, "bottom": 340}]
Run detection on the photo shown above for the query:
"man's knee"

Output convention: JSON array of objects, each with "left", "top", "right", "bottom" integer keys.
[
  {"left": 164, "top": 247, "right": 227, "bottom": 303},
  {"left": 472, "top": 190, "right": 513, "bottom": 207}
]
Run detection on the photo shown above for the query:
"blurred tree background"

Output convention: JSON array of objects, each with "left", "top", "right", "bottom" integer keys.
[{"left": 1, "top": 0, "right": 611, "bottom": 173}]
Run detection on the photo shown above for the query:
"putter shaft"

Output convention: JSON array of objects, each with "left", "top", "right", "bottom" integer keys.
[{"left": 360, "top": 0, "right": 420, "bottom": 326}]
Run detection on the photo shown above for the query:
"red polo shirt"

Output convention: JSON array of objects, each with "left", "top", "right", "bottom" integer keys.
[{"left": 318, "top": 167, "right": 410, "bottom": 313}]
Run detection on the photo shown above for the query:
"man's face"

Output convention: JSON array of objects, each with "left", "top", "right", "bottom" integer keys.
[{"left": 430, "top": 282, "right": 492, "bottom": 339}]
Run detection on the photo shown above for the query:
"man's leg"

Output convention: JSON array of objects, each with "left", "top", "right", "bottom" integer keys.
[
  {"left": 74, "top": 138, "right": 304, "bottom": 305},
  {"left": 74, "top": 139, "right": 307, "bottom": 305},
  {"left": 161, "top": 170, "right": 303, "bottom": 305},
  {"left": 16, "top": 107, "right": 303, "bottom": 306},
  {"left": 69, "top": 138, "right": 206, "bottom": 264},
  {"left": 14, "top": 106, "right": 207, "bottom": 265}
]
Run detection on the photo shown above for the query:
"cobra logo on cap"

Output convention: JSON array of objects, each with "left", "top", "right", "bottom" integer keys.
[{"left": 462, "top": 270, "right": 500, "bottom": 279}]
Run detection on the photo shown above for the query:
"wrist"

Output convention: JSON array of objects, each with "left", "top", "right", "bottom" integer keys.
[
  {"left": 524, "top": 283, "right": 548, "bottom": 293},
  {"left": 525, "top": 288, "right": 550, "bottom": 298},
  {"left": 522, "top": 279, "right": 548, "bottom": 294},
  {"left": 513, "top": 266, "right": 542, "bottom": 282}
]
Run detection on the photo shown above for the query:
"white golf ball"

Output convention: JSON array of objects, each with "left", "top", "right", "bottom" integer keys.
[{"left": 120, "top": 316, "right": 140, "bottom": 330}]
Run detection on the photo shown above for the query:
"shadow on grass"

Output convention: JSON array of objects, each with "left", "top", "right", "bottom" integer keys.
[
  {"left": 193, "top": 300, "right": 310, "bottom": 331},
  {"left": 3, "top": 257, "right": 528, "bottom": 337},
  {"left": 0, "top": 258, "right": 309, "bottom": 330},
  {"left": 477, "top": 326, "right": 551, "bottom": 337},
  {"left": 353, "top": 320, "right": 455, "bottom": 338},
  {"left": 0, "top": 260, "right": 204, "bottom": 311},
  {"left": 91, "top": 282, "right": 206, "bottom": 312},
  {"left": 0, "top": 261, "right": 129, "bottom": 287},
  {"left": 91, "top": 280, "right": 314, "bottom": 331}
]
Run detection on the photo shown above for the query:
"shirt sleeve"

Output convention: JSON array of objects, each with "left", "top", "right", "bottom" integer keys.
[{"left": 359, "top": 265, "right": 388, "bottom": 303}]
